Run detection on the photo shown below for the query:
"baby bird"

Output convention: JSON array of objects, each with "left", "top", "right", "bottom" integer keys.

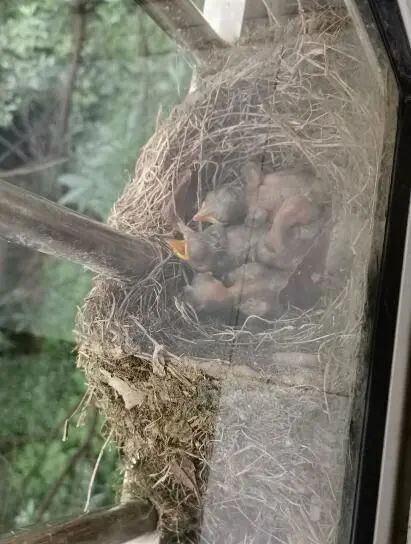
[
  {"left": 168, "top": 221, "right": 267, "bottom": 277},
  {"left": 226, "top": 262, "right": 289, "bottom": 317},
  {"left": 167, "top": 222, "right": 230, "bottom": 275},
  {"left": 256, "top": 195, "right": 321, "bottom": 270},
  {"left": 269, "top": 194, "right": 320, "bottom": 253},
  {"left": 192, "top": 161, "right": 264, "bottom": 226},
  {"left": 193, "top": 162, "right": 319, "bottom": 229},
  {"left": 225, "top": 223, "right": 267, "bottom": 266},
  {"left": 183, "top": 273, "right": 235, "bottom": 316},
  {"left": 192, "top": 184, "right": 247, "bottom": 225},
  {"left": 241, "top": 161, "right": 318, "bottom": 210},
  {"left": 244, "top": 206, "right": 270, "bottom": 228},
  {"left": 164, "top": 169, "right": 199, "bottom": 227},
  {"left": 184, "top": 264, "right": 288, "bottom": 319}
]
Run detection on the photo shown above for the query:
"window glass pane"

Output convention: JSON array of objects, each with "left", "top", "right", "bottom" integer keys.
[{"left": 0, "top": 1, "right": 398, "bottom": 542}]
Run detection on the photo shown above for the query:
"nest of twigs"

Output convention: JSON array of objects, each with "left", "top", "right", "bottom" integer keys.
[{"left": 77, "top": 9, "right": 394, "bottom": 543}]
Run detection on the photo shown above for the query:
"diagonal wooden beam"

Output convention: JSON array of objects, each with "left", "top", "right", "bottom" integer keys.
[
  {"left": 0, "top": 179, "right": 159, "bottom": 281},
  {"left": 0, "top": 502, "right": 158, "bottom": 544},
  {"left": 135, "top": 0, "right": 229, "bottom": 60}
]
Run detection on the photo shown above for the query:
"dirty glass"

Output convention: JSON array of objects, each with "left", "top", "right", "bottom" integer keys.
[{"left": 0, "top": 1, "right": 398, "bottom": 543}]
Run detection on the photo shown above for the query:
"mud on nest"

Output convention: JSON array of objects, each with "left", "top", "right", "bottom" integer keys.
[{"left": 77, "top": 9, "right": 392, "bottom": 542}]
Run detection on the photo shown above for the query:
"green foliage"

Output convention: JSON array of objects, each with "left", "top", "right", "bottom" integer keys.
[
  {"left": 57, "top": 3, "right": 191, "bottom": 218},
  {"left": 25, "top": 259, "right": 92, "bottom": 342},
  {"left": 0, "top": 0, "right": 192, "bottom": 535},
  {"left": 0, "top": 331, "right": 13, "bottom": 352},
  {"left": 0, "top": 338, "right": 119, "bottom": 533},
  {"left": 0, "top": 1, "right": 71, "bottom": 126},
  {"left": 1, "top": 0, "right": 190, "bottom": 216}
]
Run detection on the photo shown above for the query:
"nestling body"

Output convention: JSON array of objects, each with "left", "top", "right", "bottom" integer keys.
[
  {"left": 168, "top": 222, "right": 267, "bottom": 277},
  {"left": 184, "top": 264, "right": 288, "bottom": 318},
  {"left": 255, "top": 195, "right": 321, "bottom": 270},
  {"left": 167, "top": 223, "right": 230, "bottom": 275},
  {"left": 183, "top": 273, "right": 234, "bottom": 314},
  {"left": 192, "top": 184, "right": 247, "bottom": 225},
  {"left": 226, "top": 262, "right": 289, "bottom": 317},
  {"left": 193, "top": 161, "right": 320, "bottom": 229}
]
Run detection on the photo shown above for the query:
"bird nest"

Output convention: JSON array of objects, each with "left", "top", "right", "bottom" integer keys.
[
  {"left": 77, "top": 9, "right": 395, "bottom": 543},
  {"left": 79, "top": 12, "right": 388, "bottom": 370}
]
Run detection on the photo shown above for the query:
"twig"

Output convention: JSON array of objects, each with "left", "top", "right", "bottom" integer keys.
[
  {"left": 34, "top": 409, "right": 98, "bottom": 523},
  {"left": 0, "top": 158, "right": 68, "bottom": 178},
  {"left": 63, "top": 386, "right": 95, "bottom": 441},
  {"left": 84, "top": 429, "right": 113, "bottom": 513}
]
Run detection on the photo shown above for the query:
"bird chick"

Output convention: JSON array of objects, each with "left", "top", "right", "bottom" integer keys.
[
  {"left": 253, "top": 167, "right": 317, "bottom": 216},
  {"left": 168, "top": 220, "right": 267, "bottom": 277},
  {"left": 183, "top": 273, "right": 234, "bottom": 315},
  {"left": 192, "top": 163, "right": 319, "bottom": 227},
  {"left": 256, "top": 195, "right": 321, "bottom": 270},
  {"left": 269, "top": 194, "right": 320, "bottom": 253},
  {"left": 191, "top": 160, "right": 266, "bottom": 226},
  {"left": 224, "top": 223, "right": 268, "bottom": 268},
  {"left": 244, "top": 206, "right": 270, "bottom": 228},
  {"left": 167, "top": 222, "right": 235, "bottom": 276},
  {"left": 192, "top": 184, "right": 247, "bottom": 225},
  {"left": 164, "top": 169, "right": 198, "bottom": 227},
  {"left": 226, "top": 262, "right": 289, "bottom": 317}
]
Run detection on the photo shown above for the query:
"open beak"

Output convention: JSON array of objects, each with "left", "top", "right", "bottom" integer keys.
[
  {"left": 192, "top": 206, "right": 219, "bottom": 224},
  {"left": 167, "top": 239, "right": 189, "bottom": 261}
]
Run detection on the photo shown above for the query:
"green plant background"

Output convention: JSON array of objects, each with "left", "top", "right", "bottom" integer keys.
[{"left": 0, "top": 0, "right": 191, "bottom": 534}]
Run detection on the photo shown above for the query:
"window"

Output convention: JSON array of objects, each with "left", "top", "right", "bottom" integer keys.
[{"left": 0, "top": 2, "right": 404, "bottom": 543}]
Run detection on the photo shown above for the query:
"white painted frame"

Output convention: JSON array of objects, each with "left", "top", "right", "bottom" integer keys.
[{"left": 203, "top": 0, "right": 247, "bottom": 44}]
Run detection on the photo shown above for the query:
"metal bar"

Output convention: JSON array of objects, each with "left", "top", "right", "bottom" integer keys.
[
  {"left": 0, "top": 179, "right": 158, "bottom": 281},
  {"left": 373, "top": 197, "right": 411, "bottom": 543},
  {"left": 0, "top": 502, "right": 158, "bottom": 544},
  {"left": 135, "top": 0, "right": 229, "bottom": 60}
]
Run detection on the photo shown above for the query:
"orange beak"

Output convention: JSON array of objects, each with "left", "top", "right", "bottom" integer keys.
[{"left": 167, "top": 239, "right": 189, "bottom": 261}]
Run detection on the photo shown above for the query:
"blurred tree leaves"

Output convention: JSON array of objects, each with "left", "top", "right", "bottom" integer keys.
[
  {"left": 24, "top": 260, "right": 92, "bottom": 342},
  {"left": 57, "top": 1, "right": 191, "bottom": 218},
  {"left": 0, "top": 1, "right": 71, "bottom": 126},
  {"left": 0, "top": 0, "right": 191, "bottom": 535},
  {"left": 0, "top": 339, "right": 119, "bottom": 533}
]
